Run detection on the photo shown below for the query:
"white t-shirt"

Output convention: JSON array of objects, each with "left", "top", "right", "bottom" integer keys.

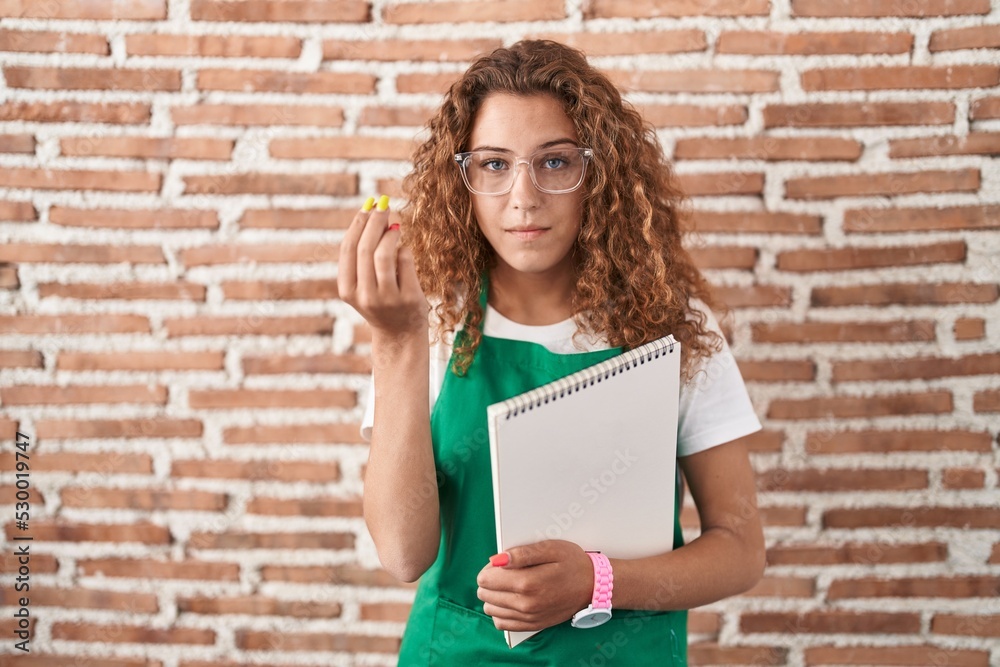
[{"left": 360, "top": 301, "right": 762, "bottom": 458}]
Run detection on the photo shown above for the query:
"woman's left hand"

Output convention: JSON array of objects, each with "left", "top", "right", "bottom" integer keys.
[{"left": 476, "top": 540, "right": 595, "bottom": 631}]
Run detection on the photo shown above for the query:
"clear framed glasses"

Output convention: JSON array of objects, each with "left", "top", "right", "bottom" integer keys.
[{"left": 454, "top": 146, "right": 593, "bottom": 196}]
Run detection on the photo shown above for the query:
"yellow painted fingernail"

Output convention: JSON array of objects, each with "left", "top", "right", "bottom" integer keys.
[
  {"left": 361, "top": 196, "right": 375, "bottom": 212},
  {"left": 376, "top": 194, "right": 390, "bottom": 211}
]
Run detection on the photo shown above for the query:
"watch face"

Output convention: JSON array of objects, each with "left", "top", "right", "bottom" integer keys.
[{"left": 572, "top": 608, "right": 612, "bottom": 629}]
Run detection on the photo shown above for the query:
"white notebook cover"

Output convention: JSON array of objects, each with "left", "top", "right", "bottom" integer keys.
[{"left": 487, "top": 335, "right": 681, "bottom": 648}]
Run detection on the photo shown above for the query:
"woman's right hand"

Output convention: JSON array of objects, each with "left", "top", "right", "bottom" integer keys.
[{"left": 337, "top": 195, "right": 429, "bottom": 339}]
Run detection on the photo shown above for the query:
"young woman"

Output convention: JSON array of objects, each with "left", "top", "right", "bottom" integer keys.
[{"left": 338, "top": 40, "right": 765, "bottom": 665}]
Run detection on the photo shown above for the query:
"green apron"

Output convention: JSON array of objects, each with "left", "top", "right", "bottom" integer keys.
[{"left": 397, "top": 281, "right": 687, "bottom": 665}]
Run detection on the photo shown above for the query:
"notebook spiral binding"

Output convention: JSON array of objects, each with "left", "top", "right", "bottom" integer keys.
[{"left": 503, "top": 335, "right": 677, "bottom": 419}]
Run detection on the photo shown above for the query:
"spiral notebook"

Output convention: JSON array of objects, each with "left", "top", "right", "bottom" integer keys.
[{"left": 487, "top": 334, "right": 681, "bottom": 648}]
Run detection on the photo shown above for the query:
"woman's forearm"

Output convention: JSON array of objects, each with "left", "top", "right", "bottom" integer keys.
[{"left": 363, "top": 330, "right": 440, "bottom": 582}]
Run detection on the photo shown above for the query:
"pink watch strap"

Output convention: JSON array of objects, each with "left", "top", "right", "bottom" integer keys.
[{"left": 586, "top": 552, "right": 613, "bottom": 610}]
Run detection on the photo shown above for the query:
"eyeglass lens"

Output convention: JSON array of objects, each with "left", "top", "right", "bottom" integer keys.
[{"left": 462, "top": 148, "right": 587, "bottom": 194}]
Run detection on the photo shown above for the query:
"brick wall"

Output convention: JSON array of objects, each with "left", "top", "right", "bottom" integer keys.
[{"left": 1, "top": 0, "right": 998, "bottom": 665}]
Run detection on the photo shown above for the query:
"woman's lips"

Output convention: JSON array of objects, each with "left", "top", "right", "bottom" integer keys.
[{"left": 506, "top": 228, "right": 548, "bottom": 241}]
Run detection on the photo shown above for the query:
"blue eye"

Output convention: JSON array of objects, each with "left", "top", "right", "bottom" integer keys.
[
  {"left": 543, "top": 157, "right": 567, "bottom": 169},
  {"left": 480, "top": 158, "right": 507, "bottom": 171}
]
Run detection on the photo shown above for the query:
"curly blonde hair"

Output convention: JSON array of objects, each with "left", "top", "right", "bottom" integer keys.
[{"left": 401, "top": 39, "right": 722, "bottom": 379}]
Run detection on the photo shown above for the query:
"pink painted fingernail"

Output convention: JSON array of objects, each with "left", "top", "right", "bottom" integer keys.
[
  {"left": 387, "top": 223, "right": 400, "bottom": 231},
  {"left": 489, "top": 552, "right": 509, "bottom": 567}
]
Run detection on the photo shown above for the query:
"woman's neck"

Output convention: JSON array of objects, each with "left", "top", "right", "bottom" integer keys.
[{"left": 487, "top": 266, "right": 575, "bottom": 326}]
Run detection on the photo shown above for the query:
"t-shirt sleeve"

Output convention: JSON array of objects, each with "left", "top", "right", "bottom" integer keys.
[{"left": 676, "top": 306, "right": 762, "bottom": 457}]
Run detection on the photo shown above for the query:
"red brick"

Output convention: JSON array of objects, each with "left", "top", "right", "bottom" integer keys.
[
  {"left": 242, "top": 352, "right": 371, "bottom": 375},
  {"left": 1, "top": 384, "right": 166, "bottom": 405},
  {"left": 803, "top": 65, "right": 999, "bottom": 91},
  {"left": 180, "top": 243, "right": 338, "bottom": 266},
  {"left": 0, "top": 200, "right": 36, "bottom": 220},
  {"left": 689, "top": 644, "right": 788, "bottom": 665},
  {"left": 0, "top": 451, "right": 153, "bottom": 475},
  {"left": 126, "top": 33, "right": 301, "bottom": 57},
  {"left": 0, "top": 586, "right": 158, "bottom": 612},
  {"left": 165, "top": 316, "right": 334, "bottom": 337},
  {"left": 712, "top": 284, "right": 792, "bottom": 308},
  {"left": 932, "top": 614, "right": 1000, "bottom": 636},
  {"left": 793, "top": 0, "right": 990, "bottom": 16},
  {"left": 0, "top": 133, "right": 34, "bottom": 153},
  {"left": 805, "top": 645, "right": 989, "bottom": 667},
  {"left": 240, "top": 207, "right": 355, "bottom": 229},
  {"left": 768, "top": 391, "right": 952, "bottom": 419},
  {"left": 6, "top": 657, "right": 158, "bottom": 667},
  {"left": 270, "top": 136, "right": 415, "bottom": 160},
  {"left": 196, "top": 69, "right": 375, "bottom": 94},
  {"left": 223, "top": 422, "right": 364, "bottom": 445},
  {"left": 324, "top": 37, "right": 500, "bottom": 61},
  {"left": 61, "top": 487, "right": 227, "bottom": 511},
  {"left": 768, "top": 542, "right": 947, "bottom": 565},
  {"left": 173, "top": 103, "right": 344, "bottom": 127},
  {"left": 765, "top": 101, "right": 954, "bottom": 128},
  {"left": 934, "top": 26, "right": 1000, "bottom": 52},
  {"left": 828, "top": 575, "right": 1000, "bottom": 599},
  {"left": 50, "top": 206, "right": 219, "bottom": 230},
  {"left": 954, "top": 317, "right": 986, "bottom": 340},
  {"left": 385, "top": 0, "right": 563, "bottom": 23},
  {"left": 742, "top": 576, "right": 815, "bottom": 598},
  {"left": 246, "top": 496, "right": 362, "bottom": 517},
  {"left": 178, "top": 595, "right": 341, "bottom": 618},
  {"left": 0, "top": 101, "right": 150, "bottom": 124},
  {"left": 183, "top": 172, "right": 355, "bottom": 196},
  {"left": 61, "top": 136, "right": 233, "bottom": 160},
  {"left": 530, "top": 30, "right": 706, "bottom": 56},
  {"left": 58, "top": 351, "right": 223, "bottom": 371},
  {"left": 738, "top": 360, "right": 816, "bottom": 382},
  {"left": 680, "top": 172, "right": 765, "bottom": 197},
  {"left": 52, "top": 622, "right": 214, "bottom": 645},
  {"left": 776, "top": 241, "right": 966, "bottom": 272},
  {"left": 833, "top": 353, "right": 1000, "bottom": 382},
  {"left": 786, "top": 168, "right": 979, "bottom": 199},
  {"left": 0, "top": 30, "right": 107, "bottom": 54},
  {"left": 719, "top": 30, "right": 911, "bottom": 54},
  {"left": 39, "top": 280, "right": 205, "bottom": 301},
  {"left": 79, "top": 558, "right": 239, "bottom": 580},
  {"left": 360, "top": 601, "right": 411, "bottom": 622},
  {"left": 395, "top": 71, "right": 459, "bottom": 95},
  {"left": 0, "top": 0, "right": 166, "bottom": 19},
  {"left": 741, "top": 430, "right": 785, "bottom": 453},
  {"left": 0, "top": 550, "right": 56, "bottom": 574},
  {"left": 675, "top": 136, "right": 861, "bottom": 161},
  {"left": 0, "top": 483, "right": 43, "bottom": 506},
  {"left": 0, "top": 243, "right": 164, "bottom": 264},
  {"left": 758, "top": 468, "right": 927, "bottom": 493},
  {"left": 585, "top": 0, "right": 769, "bottom": 18},
  {"left": 172, "top": 458, "right": 340, "bottom": 482},
  {"left": 36, "top": 418, "right": 202, "bottom": 440},
  {"left": 5, "top": 66, "right": 181, "bottom": 91},
  {"left": 0, "top": 264, "right": 17, "bottom": 288},
  {"left": 992, "top": 543, "right": 1000, "bottom": 564},
  {"left": 265, "top": 564, "right": 412, "bottom": 588},
  {"left": 690, "top": 245, "right": 757, "bottom": 270},
  {"left": 973, "top": 389, "right": 1000, "bottom": 412},
  {"left": 639, "top": 103, "right": 748, "bottom": 127},
  {"left": 0, "top": 168, "right": 161, "bottom": 192},
  {"left": 0, "top": 349, "right": 41, "bottom": 368},
  {"left": 222, "top": 279, "right": 338, "bottom": 300},
  {"left": 0, "top": 314, "right": 151, "bottom": 335},
  {"left": 844, "top": 204, "right": 1000, "bottom": 233},
  {"left": 236, "top": 629, "right": 398, "bottom": 652},
  {"left": 742, "top": 610, "right": 920, "bottom": 634},
  {"left": 970, "top": 96, "right": 1000, "bottom": 120},
  {"left": 890, "top": 132, "right": 1000, "bottom": 158},
  {"left": 610, "top": 69, "right": 779, "bottom": 94},
  {"left": 823, "top": 507, "right": 1000, "bottom": 530},
  {"left": 190, "top": 531, "right": 353, "bottom": 550},
  {"left": 6, "top": 520, "right": 169, "bottom": 544},
  {"left": 693, "top": 210, "right": 822, "bottom": 234},
  {"left": 189, "top": 388, "right": 354, "bottom": 409},
  {"left": 942, "top": 467, "right": 985, "bottom": 489},
  {"left": 806, "top": 429, "right": 991, "bottom": 454},
  {"left": 192, "top": 0, "right": 369, "bottom": 22},
  {"left": 0, "top": 419, "right": 19, "bottom": 439},
  {"left": 359, "top": 104, "right": 434, "bottom": 127},
  {"left": 812, "top": 282, "right": 998, "bottom": 307},
  {"left": 753, "top": 320, "right": 936, "bottom": 343},
  {"left": 761, "top": 506, "right": 808, "bottom": 527}
]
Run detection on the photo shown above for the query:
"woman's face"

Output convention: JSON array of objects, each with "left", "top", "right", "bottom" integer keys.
[{"left": 466, "top": 93, "right": 586, "bottom": 285}]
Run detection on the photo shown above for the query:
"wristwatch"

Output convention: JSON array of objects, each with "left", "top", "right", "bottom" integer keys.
[{"left": 571, "top": 551, "right": 613, "bottom": 628}]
